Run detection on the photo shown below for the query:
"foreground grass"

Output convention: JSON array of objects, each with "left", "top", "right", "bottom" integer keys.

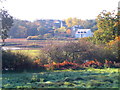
[{"left": 2, "top": 68, "right": 119, "bottom": 88}]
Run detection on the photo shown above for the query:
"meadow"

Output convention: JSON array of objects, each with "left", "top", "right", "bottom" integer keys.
[
  {"left": 11, "top": 50, "right": 41, "bottom": 59},
  {"left": 2, "top": 38, "right": 72, "bottom": 50},
  {"left": 1, "top": 38, "right": 120, "bottom": 89},
  {"left": 2, "top": 68, "right": 119, "bottom": 88},
  {"left": 1, "top": 8, "right": 120, "bottom": 89},
  {"left": 2, "top": 38, "right": 72, "bottom": 59}
]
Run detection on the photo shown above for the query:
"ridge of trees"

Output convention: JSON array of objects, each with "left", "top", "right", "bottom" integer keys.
[{"left": 8, "top": 18, "right": 97, "bottom": 38}]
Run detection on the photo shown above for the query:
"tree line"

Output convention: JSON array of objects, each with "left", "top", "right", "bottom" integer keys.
[
  {"left": 8, "top": 18, "right": 97, "bottom": 38},
  {"left": 1, "top": 9, "right": 119, "bottom": 45}
]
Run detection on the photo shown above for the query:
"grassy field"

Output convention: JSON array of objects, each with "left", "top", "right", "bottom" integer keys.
[
  {"left": 1, "top": 38, "right": 72, "bottom": 50},
  {"left": 11, "top": 50, "right": 41, "bottom": 59},
  {"left": 1, "top": 39, "right": 120, "bottom": 89},
  {"left": 2, "top": 68, "right": 119, "bottom": 88}
]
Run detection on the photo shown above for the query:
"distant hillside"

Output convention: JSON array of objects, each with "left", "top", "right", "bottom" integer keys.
[{"left": 8, "top": 18, "right": 97, "bottom": 38}]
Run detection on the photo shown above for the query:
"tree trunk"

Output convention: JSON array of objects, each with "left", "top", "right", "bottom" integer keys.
[{"left": 2, "top": 39, "right": 5, "bottom": 46}]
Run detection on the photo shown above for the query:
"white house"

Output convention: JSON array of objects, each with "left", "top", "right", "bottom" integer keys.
[
  {"left": 71, "top": 25, "right": 84, "bottom": 37},
  {"left": 75, "top": 29, "right": 93, "bottom": 38}
]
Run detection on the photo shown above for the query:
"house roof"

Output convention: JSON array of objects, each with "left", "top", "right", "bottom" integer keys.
[
  {"left": 72, "top": 25, "right": 84, "bottom": 30},
  {"left": 76, "top": 29, "right": 91, "bottom": 32}
]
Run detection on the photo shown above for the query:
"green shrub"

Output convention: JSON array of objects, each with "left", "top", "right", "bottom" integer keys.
[
  {"left": 2, "top": 50, "right": 32, "bottom": 71},
  {"left": 2, "top": 50, "right": 46, "bottom": 72}
]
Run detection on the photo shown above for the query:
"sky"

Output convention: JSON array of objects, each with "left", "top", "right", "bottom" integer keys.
[{"left": 1, "top": 0, "right": 120, "bottom": 21}]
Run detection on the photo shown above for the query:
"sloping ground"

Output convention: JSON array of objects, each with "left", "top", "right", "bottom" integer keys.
[{"left": 2, "top": 68, "right": 119, "bottom": 88}]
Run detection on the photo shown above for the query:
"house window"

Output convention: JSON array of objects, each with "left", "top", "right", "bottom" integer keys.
[
  {"left": 78, "top": 32, "right": 80, "bottom": 33},
  {"left": 81, "top": 32, "right": 83, "bottom": 33},
  {"left": 84, "top": 31, "right": 86, "bottom": 33}
]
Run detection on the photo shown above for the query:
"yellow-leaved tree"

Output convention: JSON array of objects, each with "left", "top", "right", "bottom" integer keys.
[{"left": 93, "top": 10, "right": 119, "bottom": 44}]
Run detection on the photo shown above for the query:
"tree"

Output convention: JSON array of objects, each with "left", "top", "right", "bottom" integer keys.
[
  {"left": 82, "top": 20, "right": 97, "bottom": 32},
  {"left": 56, "top": 27, "right": 66, "bottom": 33},
  {"left": 66, "top": 29, "right": 71, "bottom": 35},
  {"left": 93, "top": 10, "right": 118, "bottom": 44},
  {"left": 65, "top": 17, "right": 82, "bottom": 27},
  {"left": 0, "top": 9, "right": 13, "bottom": 45},
  {"left": 65, "top": 17, "right": 73, "bottom": 27},
  {"left": 37, "top": 26, "right": 47, "bottom": 35}
]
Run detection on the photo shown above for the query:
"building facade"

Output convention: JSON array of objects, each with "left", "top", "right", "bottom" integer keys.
[{"left": 75, "top": 29, "right": 93, "bottom": 38}]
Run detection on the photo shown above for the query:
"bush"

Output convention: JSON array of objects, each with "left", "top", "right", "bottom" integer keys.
[
  {"left": 39, "top": 40, "right": 117, "bottom": 64},
  {"left": 81, "top": 60, "right": 103, "bottom": 68},
  {"left": 2, "top": 50, "right": 46, "bottom": 72},
  {"left": 42, "top": 60, "right": 120, "bottom": 70},
  {"left": 27, "top": 36, "right": 45, "bottom": 40},
  {"left": 43, "top": 61, "right": 84, "bottom": 70},
  {"left": 106, "top": 36, "right": 120, "bottom": 63},
  {"left": 43, "top": 33, "right": 53, "bottom": 38}
]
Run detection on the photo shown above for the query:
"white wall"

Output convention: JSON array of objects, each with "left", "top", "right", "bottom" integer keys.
[{"left": 75, "top": 29, "right": 92, "bottom": 38}]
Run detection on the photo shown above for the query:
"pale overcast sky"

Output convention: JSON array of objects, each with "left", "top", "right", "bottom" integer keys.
[{"left": 1, "top": 0, "right": 119, "bottom": 21}]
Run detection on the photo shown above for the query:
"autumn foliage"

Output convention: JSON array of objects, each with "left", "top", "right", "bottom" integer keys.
[
  {"left": 33, "top": 59, "right": 120, "bottom": 70},
  {"left": 107, "top": 36, "right": 120, "bottom": 46},
  {"left": 66, "top": 29, "right": 71, "bottom": 35},
  {"left": 81, "top": 60, "right": 102, "bottom": 68},
  {"left": 43, "top": 61, "right": 81, "bottom": 70}
]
